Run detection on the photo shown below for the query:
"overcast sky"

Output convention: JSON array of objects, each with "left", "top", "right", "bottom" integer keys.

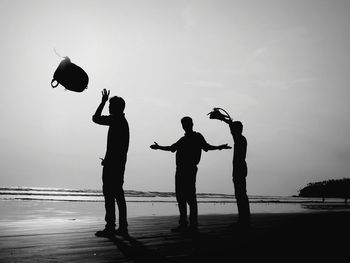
[{"left": 1, "top": 0, "right": 350, "bottom": 196}]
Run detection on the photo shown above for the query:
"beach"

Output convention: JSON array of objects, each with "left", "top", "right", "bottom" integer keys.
[{"left": 1, "top": 199, "right": 350, "bottom": 262}]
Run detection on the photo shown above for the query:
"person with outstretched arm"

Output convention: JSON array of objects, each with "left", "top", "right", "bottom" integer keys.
[
  {"left": 150, "top": 116, "right": 231, "bottom": 233},
  {"left": 93, "top": 89, "right": 129, "bottom": 237}
]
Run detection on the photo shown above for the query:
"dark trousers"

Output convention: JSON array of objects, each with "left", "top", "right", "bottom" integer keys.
[
  {"left": 175, "top": 165, "right": 198, "bottom": 227},
  {"left": 102, "top": 164, "right": 128, "bottom": 230},
  {"left": 233, "top": 175, "right": 250, "bottom": 224}
]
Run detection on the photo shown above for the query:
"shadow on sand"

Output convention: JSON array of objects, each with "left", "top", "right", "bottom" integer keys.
[
  {"left": 107, "top": 227, "right": 252, "bottom": 263},
  {"left": 109, "top": 234, "right": 174, "bottom": 263}
]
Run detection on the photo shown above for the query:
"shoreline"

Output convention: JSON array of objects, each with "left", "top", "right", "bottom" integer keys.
[
  {"left": 2, "top": 197, "right": 349, "bottom": 204},
  {"left": 1, "top": 199, "right": 350, "bottom": 224}
]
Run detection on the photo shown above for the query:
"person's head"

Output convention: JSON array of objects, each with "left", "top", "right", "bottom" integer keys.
[
  {"left": 231, "top": 121, "right": 243, "bottom": 135},
  {"left": 109, "top": 96, "right": 125, "bottom": 115},
  {"left": 181, "top": 116, "right": 193, "bottom": 133}
]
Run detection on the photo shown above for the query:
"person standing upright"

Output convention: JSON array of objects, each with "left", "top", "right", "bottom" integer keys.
[
  {"left": 229, "top": 120, "right": 250, "bottom": 226},
  {"left": 208, "top": 108, "right": 250, "bottom": 227},
  {"left": 150, "top": 116, "right": 231, "bottom": 233},
  {"left": 93, "top": 89, "right": 129, "bottom": 237}
]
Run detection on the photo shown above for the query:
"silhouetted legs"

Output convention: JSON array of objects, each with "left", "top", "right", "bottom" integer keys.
[
  {"left": 233, "top": 175, "right": 250, "bottom": 225},
  {"left": 103, "top": 184, "right": 128, "bottom": 229},
  {"left": 175, "top": 166, "right": 198, "bottom": 229},
  {"left": 102, "top": 164, "right": 128, "bottom": 231},
  {"left": 103, "top": 188, "right": 116, "bottom": 229},
  {"left": 116, "top": 188, "right": 128, "bottom": 228}
]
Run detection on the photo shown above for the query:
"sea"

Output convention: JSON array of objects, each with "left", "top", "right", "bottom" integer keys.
[{"left": 1, "top": 187, "right": 349, "bottom": 215}]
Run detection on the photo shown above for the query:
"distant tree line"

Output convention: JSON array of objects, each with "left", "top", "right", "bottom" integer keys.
[{"left": 298, "top": 178, "right": 350, "bottom": 203}]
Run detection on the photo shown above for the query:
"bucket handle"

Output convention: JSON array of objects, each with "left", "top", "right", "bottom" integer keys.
[{"left": 51, "top": 79, "right": 59, "bottom": 88}]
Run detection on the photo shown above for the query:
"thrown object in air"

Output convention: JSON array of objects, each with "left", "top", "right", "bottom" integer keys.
[
  {"left": 207, "top": 107, "right": 232, "bottom": 122},
  {"left": 51, "top": 57, "right": 89, "bottom": 92}
]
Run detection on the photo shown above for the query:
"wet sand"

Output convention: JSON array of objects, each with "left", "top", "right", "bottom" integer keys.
[{"left": 1, "top": 202, "right": 349, "bottom": 262}]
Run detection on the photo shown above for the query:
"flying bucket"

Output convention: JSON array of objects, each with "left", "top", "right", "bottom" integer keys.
[
  {"left": 51, "top": 57, "right": 89, "bottom": 92},
  {"left": 207, "top": 107, "right": 233, "bottom": 122}
]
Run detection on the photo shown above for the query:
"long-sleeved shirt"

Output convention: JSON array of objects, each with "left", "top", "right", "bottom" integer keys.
[{"left": 93, "top": 113, "right": 129, "bottom": 165}]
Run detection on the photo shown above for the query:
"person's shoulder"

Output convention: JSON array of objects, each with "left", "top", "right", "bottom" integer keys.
[
  {"left": 178, "top": 134, "right": 186, "bottom": 141},
  {"left": 193, "top": 131, "right": 204, "bottom": 138},
  {"left": 121, "top": 114, "right": 128, "bottom": 123},
  {"left": 194, "top": 131, "right": 207, "bottom": 141},
  {"left": 194, "top": 131, "right": 202, "bottom": 136},
  {"left": 172, "top": 135, "right": 185, "bottom": 147}
]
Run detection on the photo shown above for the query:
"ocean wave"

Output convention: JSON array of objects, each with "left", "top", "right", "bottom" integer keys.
[{"left": 0, "top": 187, "right": 346, "bottom": 203}]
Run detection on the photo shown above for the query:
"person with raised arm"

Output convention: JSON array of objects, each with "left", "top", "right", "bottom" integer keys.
[
  {"left": 208, "top": 108, "right": 251, "bottom": 227},
  {"left": 93, "top": 89, "right": 129, "bottom": 237}
]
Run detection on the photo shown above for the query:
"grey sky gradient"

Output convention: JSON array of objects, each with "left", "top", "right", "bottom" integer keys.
[{"left": 1, "top": 0, "right": 350, "bottom": 195}]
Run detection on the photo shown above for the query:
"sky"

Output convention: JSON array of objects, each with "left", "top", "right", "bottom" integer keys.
[{"left": 0, "top": 0, "right": 350, "bottom": 196}]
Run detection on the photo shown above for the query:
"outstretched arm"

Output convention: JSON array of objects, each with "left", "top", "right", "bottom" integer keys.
[
  {"left": 199, "top": 134, "right": 231, "bottom": 151},
  {"left": 92, "top": 89, "right": 110, "bottom": 125},
  {"left": 150, "top": 142, "right": 175, "bottom": 152},
  {"left": 205, "top": 143, "right": 232, "bottom": 151}
]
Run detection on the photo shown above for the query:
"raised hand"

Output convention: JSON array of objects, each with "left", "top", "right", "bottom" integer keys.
[
  {"left": 150, "top": 142, "right": 159, "bottom": 150},
  {"left": 101, "top": 89, "right": 110, "bottom": 103}
]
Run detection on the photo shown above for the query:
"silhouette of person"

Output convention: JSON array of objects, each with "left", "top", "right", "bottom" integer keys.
[
  {"left": 216, "top": 118, "right": 250, "bottom": 226},
  {"left": 150, "top": 116, "right": 231, "bottom": 233},
  {"left": 208, "top": 108, "right": 250, "bottom": 226},
  {"left": 93, "top": 89, "right": 129, "bottom": 237},
  {"left": 229, "top": 120, "right": 250, "bottom": 226}
]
